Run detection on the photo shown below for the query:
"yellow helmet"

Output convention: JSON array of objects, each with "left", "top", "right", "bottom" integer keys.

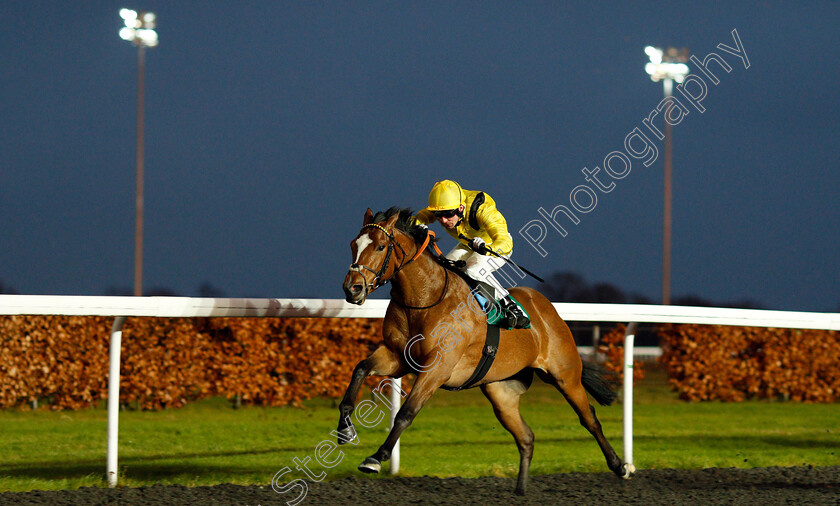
[{"left": 427, "top": 180, "right": 464, "bottom": 211}]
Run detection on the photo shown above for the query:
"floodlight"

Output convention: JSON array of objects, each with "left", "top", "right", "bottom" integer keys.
[
  {"left": 644, "top": 46, "right": 689, "bottom": 83},
  {"left": 118, "top": 8, "right": 158, "bottom": 47},
  {"left": 136, "top": 29, "right": 158, "bottom": 47},
  {"left": 643, "top": 45, "right": 690, "bottom": 307},
  {"left": 119, "top": 8, "right": 137, "bottom": 21},
  {"left": 119, "top": 27, "right": 135, "bottom": 42},
  {"left": 116, "top": 8, "right": 160, "bottom": 314}
]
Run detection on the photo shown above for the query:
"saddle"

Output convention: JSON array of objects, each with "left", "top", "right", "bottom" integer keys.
[{"left": 433, "top": 255, "right": 530, "bottom": 330}]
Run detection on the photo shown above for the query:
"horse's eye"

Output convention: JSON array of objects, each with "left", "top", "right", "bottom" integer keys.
[{"left": 376, "top": 244, "right": 386, "bottom": 251}]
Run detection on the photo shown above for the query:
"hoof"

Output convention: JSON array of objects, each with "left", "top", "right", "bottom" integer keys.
[
  {"left": 621, "top": 463, "right": 636, "bottom": 479},
  {"left": 358, "top": 457, "right": 381, "bottom": 474},
  {"left": 336, "top": 424, "right": 358, "bottom": 445}
]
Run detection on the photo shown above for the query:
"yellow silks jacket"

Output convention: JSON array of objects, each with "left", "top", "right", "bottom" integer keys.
[{"left": 415, "top": 189, "right": 513, "bottom": 256}]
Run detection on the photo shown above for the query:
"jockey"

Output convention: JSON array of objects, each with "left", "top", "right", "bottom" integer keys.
[{"left": 414, "top": 179, "right": 530, "bottom": 329}]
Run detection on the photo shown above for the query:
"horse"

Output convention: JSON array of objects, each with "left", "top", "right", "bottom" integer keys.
[{"left": 338, "top": 207, "right": 633, "bottom": 495}]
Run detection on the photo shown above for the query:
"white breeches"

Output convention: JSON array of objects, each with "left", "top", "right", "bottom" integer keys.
[{"left": 445, "top": 244, "right": 510, "bottom": 299}]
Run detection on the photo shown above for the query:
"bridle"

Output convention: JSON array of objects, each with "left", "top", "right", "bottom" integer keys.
[
  {"left": 349, "top": 223, "right": 427, "bottom": 293},
  {"left": 349, "top": 223, "right": 447, "bottom": 309}
]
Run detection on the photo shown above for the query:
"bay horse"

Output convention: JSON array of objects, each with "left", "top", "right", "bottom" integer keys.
[{"left": 338, "top": 207, "right": 633, "bottom": 495}]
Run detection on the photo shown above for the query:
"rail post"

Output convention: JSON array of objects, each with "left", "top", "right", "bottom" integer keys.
[
  {"left": 107, "top": 316, "right": 126, "bottom": 488},
  {"left": 389, "top": 377, "right": 401, "bottom": 474},
  {"left": 623, "top": 322, "right": 637, "bottom": 470}
]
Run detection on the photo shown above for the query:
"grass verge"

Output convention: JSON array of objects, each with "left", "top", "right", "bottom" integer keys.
[{"left": 0, "top": 367, "right": 837, "bottom": 492}]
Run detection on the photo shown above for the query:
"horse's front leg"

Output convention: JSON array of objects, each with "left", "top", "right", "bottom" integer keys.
[
  {"left": 337, "top": 345, "right": 403, "bottom": 445},
  {"left": 358, "top": 371, "right": 443, "bottom": 473},
  {"left": 335, "top": 360, "right": 371, "bottom": 444}
]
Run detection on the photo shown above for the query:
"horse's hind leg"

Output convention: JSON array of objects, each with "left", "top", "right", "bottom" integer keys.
[
  {"left": 480, "top": 369, "right": 535, "bottom": 496},
  {"left": 537, "top": 368, "right": 630, "bottom": 478},
  {"left": 337, "top": 345, "right": 404, "bottom": 445}
]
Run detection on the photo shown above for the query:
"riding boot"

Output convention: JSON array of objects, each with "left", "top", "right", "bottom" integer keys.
[{"left": 498, "top": 296, "right": 530, "bottom": 329}]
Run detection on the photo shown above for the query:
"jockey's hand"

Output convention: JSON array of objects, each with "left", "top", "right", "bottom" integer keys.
[{"left": 470, "top": 237, "right": 488, "bottom": 255}]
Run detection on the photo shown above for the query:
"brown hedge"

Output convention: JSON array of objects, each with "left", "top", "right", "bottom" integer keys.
[
  {"left": 0, "top": 315, "right": 384, "bottom": 410},
  {"left": 17, "top": 316, "right": 829, "bottom": 410},
  {"left": 658, "top": 324, "right": 840, "bottom": 402},
  {"left": 597, "top": 323, "right": 646, "bottom": 384}
]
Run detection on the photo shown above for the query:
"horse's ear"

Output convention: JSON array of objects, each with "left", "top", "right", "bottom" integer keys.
[
  {"left": 363, "top": 208, "right": 374, "bottom": 225},
  {"left": 384, "top": 211, "right": 400, "bottom": 230}
]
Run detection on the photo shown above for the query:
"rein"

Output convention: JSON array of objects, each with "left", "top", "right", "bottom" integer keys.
[{"left": 389, "top": 229, "right": 451, "bottom": 310}]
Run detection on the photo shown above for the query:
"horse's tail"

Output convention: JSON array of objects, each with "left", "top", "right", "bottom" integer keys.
[{"left": 581, "top": 361, "right": 618, "bottom": 406}]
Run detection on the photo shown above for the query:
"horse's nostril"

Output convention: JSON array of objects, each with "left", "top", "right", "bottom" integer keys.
[{"left": 351, "top": 284, "right": 363, "bottom": 294}]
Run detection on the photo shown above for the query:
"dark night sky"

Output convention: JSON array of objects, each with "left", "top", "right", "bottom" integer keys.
[{"left": 2, "top": 1, "right": 838, "bottom": 311}]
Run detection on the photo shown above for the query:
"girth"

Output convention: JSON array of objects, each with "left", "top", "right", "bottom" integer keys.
[
  {"left": 440, "top": 322, "right": 500, "bottom": 392},
  {"left": 426, "top": 262, "right": 503, "bottom": 391},
  {"left": 423, "top": 242, "right": 504, "bottom": 391}
]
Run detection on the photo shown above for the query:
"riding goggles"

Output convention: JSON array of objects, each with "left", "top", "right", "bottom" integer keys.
[{"left": 433, "top": 209, "right": 460, "bottom": 219}]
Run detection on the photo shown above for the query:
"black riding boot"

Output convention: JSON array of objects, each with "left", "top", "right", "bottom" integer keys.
[{"left": 499, "top": 296, "right": 530, "bottom": 329}]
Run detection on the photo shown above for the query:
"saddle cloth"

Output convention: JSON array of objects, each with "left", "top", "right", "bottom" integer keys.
[{"left": 471, "top": 282, "right": 531, "bottom": 330}]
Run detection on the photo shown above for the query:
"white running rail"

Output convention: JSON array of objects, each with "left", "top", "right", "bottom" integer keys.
[{"left": 1, "top": 294, "right": 838, "bottom": 487}]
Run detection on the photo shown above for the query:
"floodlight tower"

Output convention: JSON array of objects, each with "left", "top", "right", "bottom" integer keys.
[
  {"left": 645, "top": 46, "right": 688, "bottom": 306},
  {"left": 119, "top": 8, "right": 158, "bottom": 297}
]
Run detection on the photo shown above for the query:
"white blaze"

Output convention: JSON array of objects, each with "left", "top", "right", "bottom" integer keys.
[{"left": 354, "top": 235, "right": 373, "bottom": 264}]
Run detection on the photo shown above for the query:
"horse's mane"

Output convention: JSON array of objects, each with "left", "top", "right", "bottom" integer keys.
[
  {"left": 371, "top": 207, "right": 430, "bottom": 244},
  {"left": 372, "top": 205, "right": 469, "bottom": 281}
]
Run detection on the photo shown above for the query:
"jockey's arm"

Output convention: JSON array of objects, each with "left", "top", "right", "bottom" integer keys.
[
  {"left": 412, "top": 209, "right": 436, "bottom": 226},
  {"left": 477, "top": 203, "right": 513, "bottom": 256}
]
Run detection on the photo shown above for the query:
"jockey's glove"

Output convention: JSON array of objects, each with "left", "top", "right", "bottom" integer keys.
[{"left": 470, "top": 237, "right": 488, "bottom": 255}]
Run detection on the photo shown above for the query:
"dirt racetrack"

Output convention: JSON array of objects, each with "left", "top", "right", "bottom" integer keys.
[{"left": 1, "top": 466, "right": 838, "bottom": 505}]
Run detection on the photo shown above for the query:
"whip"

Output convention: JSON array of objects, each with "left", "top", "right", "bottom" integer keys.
[{"left": 458, "top": 234, "right": 544, "bottom": 283}]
